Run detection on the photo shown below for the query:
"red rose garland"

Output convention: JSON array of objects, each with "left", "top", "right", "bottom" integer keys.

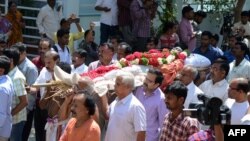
[{"left": 81, "top": 48, "right": 189, "bottom": 89}]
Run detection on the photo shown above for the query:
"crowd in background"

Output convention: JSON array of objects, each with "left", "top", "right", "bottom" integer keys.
[{"left": 1, "top": 0, "right": 250, "bottom": 141}]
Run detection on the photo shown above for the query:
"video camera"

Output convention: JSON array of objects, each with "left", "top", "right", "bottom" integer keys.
[{"left": 184, "top": 95, "right": 231, "bottom": 126}]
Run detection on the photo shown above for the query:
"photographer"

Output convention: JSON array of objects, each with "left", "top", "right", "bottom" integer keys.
[
  {"left": 53, "top": 14, "right": 84, "bottom": 55},
  {"left": 188, "top": 95, "right": 231, "bottom": 141}
]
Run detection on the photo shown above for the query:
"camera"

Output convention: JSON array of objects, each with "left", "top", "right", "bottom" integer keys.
[
  {"left": 220, "top": 12, "right": 234, "bottom": 35},
  {"left": 184, "top": 95, "right": 231, "bottom": 126}
]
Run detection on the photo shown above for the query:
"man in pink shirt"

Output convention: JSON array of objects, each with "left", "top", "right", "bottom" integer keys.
[{"left": 179, "top": 5, "right": 196, "bottom": 52}]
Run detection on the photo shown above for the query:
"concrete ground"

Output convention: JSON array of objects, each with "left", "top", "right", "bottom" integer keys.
[{"left": 28, "top": 127, "right": 36, "bottom": 141}]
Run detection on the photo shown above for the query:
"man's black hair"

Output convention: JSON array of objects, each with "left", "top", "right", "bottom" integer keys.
[
  {"left": 0, "top": 55, "right": 10, "bottom": 74},
  {"left": 2, "top": 48, "right": 20, "bottom": 66},
  {"left": 164, "top": 81, "right": 188, "bottom": 101}
]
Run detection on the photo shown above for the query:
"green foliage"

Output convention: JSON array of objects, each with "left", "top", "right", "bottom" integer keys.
[
  {"left": 193, "top": 0, "right": 235, "bottom": 13},
  {"left": 156, "top": 0, "right": 177, "bottom": 38}
]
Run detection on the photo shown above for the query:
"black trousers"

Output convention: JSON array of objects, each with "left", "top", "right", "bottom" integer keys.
[
  {"left": 34, "top": 105, "right": 48, "bottom": 141},
  {"left": 22, "top": 109, "right": 34, "bottom": 141},
  {"left": 100, "top": 23, "right": 119, "bottom": 44}
]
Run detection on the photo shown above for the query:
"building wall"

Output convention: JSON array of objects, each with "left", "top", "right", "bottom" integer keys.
[{"left": 79, "top": 0, "right": 101, "bottom": 45}]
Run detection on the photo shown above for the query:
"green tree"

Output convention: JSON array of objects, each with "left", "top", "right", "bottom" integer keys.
[{"left": 156, "top": 0, "right": 177, "bottom": 37}]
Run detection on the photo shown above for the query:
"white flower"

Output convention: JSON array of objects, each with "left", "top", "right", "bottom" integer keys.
[
  {"left": 166, "top": 54, "right": 175, "bottom": 64},
  {"left": 130, "top": 58, "right": 139, "bottom": 65},
  {"left": 157, "top": 58, "right": 164, "bottom": 65}
]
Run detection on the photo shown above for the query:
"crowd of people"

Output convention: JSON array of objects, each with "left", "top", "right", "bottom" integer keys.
[{"left": 1, "top": 0, "right": 250, "bottom": 141}]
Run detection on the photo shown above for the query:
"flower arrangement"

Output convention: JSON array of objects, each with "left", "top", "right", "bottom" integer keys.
[
  {"left": 118, "top": 48, "right": 189, "bottom": 69},
  {"left": 81, "top": 48, "right": 189, "bottom": 90},
  {"left": 81, "top": 65, "right": 118, "bottom": 79}
]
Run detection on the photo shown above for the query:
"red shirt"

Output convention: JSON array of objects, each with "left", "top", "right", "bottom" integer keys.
[{"left": 32, "top": 56, "right": 44, "bottom": 72}]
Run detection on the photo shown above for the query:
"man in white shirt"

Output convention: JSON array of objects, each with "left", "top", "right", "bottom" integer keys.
[
  {"left": 241, "top": 107, "right": 250, "bottom": 125},
  {"left": 36, "top": 0, "right": 63, "bottom": 40},
  {"left": 232, "top": 11, "right": 250, "bottom": 39},
  {"left": 30, "top": 51, "right": 59, "bottom": 141},
  {"left": 95, "top": 0, "right": 119, "bottom": 44},
  {"left": 52, "top": 29, "right": 71, "bottom": 64},
  {"left": 109, "top": 35, "right": 122, "bottom": 61},
  {"left": 100, "top": 71, "right": 146, "bottom": 141},
  {"left": 33, "top": 51, "right": 59, "bottom": 99},
  {"left": 226, "top": 77, "right": 249, "bottom": 125},
  {"left": 227, "top": 42, "right": 250, "bottom": 83},
  {"left": 71, "top": 49, "right": 88, "bottom": 74},
  {"left": 0, "top": 56, "right": 14, "bottom": 141},
  {"left": 199, "top": 60, "right": 230, "bottom": 103},
  {"left": 179, "top": 65, "right": 204, "bottom": 108},
  {"left": 88, "top": 43, "right": 117, "bottom": 71}
]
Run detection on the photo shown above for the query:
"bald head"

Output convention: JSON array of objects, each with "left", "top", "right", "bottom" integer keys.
[
  {"left": 45, "top": 50, "right": 59, "bottom": 61},
  {"left": 179, "top": 65, "right": 198, "bottom": 86},
  {"left": 231, "top": 78, "right": 249, "bottom": 94}
]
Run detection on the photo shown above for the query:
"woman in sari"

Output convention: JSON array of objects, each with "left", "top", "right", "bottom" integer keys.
[{"left": 5, "top": 1, "right": 25, "bottom": 47}]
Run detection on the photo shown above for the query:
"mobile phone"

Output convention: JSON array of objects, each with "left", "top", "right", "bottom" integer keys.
[{"left": 69, "top": 18, "right": 80, "bottom": 23}]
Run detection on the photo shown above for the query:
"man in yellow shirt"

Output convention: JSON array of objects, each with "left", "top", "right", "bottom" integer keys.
[{"left": 53, "top": 14, "right": 84, "bottom": 55}]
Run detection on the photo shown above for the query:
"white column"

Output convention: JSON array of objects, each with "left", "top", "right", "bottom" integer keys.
[
  {"left": 62, "top": 0, "right": 79, "bottom": 19},
  {"left": 175, "top": 0, "right": 183, "bottom": 22},
  {"left": 4, "top": 0, "right": 8, "bottom": 14}
]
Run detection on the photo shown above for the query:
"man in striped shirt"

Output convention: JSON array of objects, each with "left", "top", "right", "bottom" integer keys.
[{"left": 130, "top": 0, "right": 156, "bottom": 52}]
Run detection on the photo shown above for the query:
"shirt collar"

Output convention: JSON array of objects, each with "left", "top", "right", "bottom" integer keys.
[
  {"left": 55, "top": 44, "right": 67, "bottom": 52},
  {"left": 116, "top": 93, "right": 133, "bottom": 105},
  {"left": 187, "top": 81, "right": 195, "bottom": 89},
  {"left": 8, "top": 66, "right": 18, "bottom": 77},
  {"left": 211, "top": 79, "right": 227, "bottom": 87},
  {"left": 74, "top": 63, "right": 87, "bottom": 70},
  {"left": 168, "top": 112, "right": 185, "bottom": 124},
  {"left": 97, "top": 60, "right": 116, "bottom": 67},
  {"left": 142, "top": 86, "right": 161, "bottom": 96},
  {"left": 232, "top": 58, "right": 247, "bottom": 67},
  {"left": 18, "top": 57, "right": 28, "bottom": 69}
]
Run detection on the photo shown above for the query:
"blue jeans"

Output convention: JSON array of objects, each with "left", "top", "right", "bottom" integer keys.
[{"left": 10, "top": 121, "right": 26, "bottom": 141}]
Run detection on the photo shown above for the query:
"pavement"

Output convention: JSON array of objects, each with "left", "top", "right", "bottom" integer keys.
[{"left": 28, "top": 127, "right": 36, "bottom": 141}]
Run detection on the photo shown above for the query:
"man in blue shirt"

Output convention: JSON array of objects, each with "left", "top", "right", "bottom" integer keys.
[
  {"left": 193, "top": 31, "right": 222, "bottom": 64},
  {"left": 0, "top": 56, "right": 14, "bottom": 141}
]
